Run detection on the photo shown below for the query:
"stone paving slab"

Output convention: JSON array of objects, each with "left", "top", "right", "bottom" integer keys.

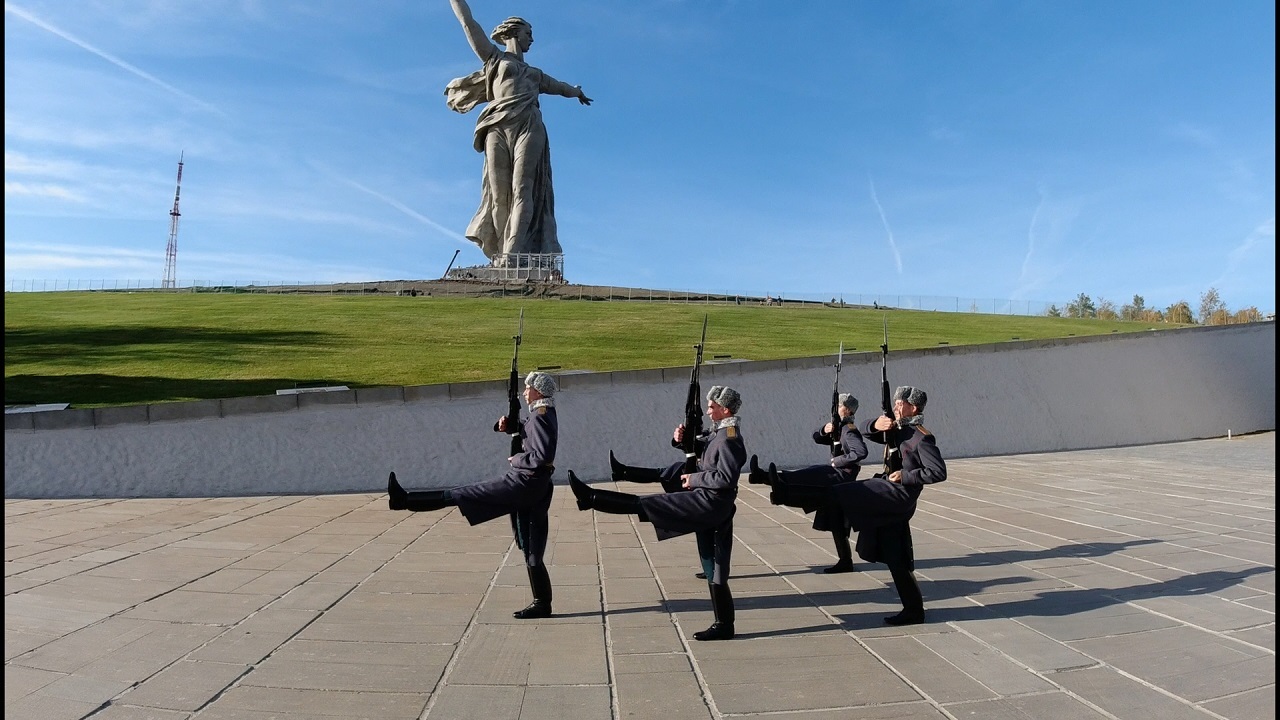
[{"left": 5, "top": 433, "right": 1274, "bottom": 719}]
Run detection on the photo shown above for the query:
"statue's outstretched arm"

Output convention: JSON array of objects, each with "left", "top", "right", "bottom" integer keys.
[
  {"left": 450, "top": 0, "right": 497, "bottom": 63},
  {"left": 539, "top": 71, "right": 593, "bottom": 106}
]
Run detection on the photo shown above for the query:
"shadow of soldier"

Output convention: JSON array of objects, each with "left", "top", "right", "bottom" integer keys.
[{"left": 602, "top": 552, "right": 1269, "bottom": 639}]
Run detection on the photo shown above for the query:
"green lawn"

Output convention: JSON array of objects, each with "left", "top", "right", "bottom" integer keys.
[{"left": 5, "top": 292, "right": 1173, "bottom": 408}]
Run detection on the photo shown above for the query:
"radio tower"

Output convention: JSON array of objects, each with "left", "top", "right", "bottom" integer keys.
[{"left": 162, "top": 153, "right": 184, "bottom": 289}]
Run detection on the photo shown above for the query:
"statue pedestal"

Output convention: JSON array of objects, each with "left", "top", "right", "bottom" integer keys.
[{"left": 444, "top": 253, "right": 564, "bottom": 283}]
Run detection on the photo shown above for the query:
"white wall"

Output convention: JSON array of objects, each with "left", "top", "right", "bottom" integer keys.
[{"left": 5, "top": 322, "right": 1274, "bottom": 499}]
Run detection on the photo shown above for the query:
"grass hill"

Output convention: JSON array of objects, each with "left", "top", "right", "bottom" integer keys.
[{"left": 4, "top": 288, "right": 1172, "bottom": 408}]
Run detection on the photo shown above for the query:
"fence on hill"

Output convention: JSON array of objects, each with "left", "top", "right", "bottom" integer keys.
[{"left": 3, "top": 277, "right": 1077, "bottom": 317}]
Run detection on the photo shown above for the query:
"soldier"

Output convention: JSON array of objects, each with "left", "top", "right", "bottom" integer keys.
[
  {"left": 570, "top": 386, "right": 747, "bottom": 641},
  {"left": 747, "top": 392, "right": 868, "bottom": 573},
  {"left": 767, "top": 386, "right": 946, "bottom": 626},
  {"left": 388, "top": 371, "right": 559, "bottom": 620},
  {"left": 609, "top": 435, "right": 711, "bottom": 578}
]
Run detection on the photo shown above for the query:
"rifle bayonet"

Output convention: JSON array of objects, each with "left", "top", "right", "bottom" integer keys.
[
  {"left": 878, "top": 315, "right": 900, "bottom": 475},
  {"left": 505, "top": 309, "right": 525, "bottom": 456},
  {"left": 829, "top": 342, "right": 844, "bottom": 456},
  {"left": 680, "top": 315, "right": 709, "bottom": 473}
]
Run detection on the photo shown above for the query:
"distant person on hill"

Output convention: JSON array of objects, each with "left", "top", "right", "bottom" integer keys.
[
  {"left": 747, "top": 393, "right": 868, "bottom": 573},
  {"left": 569, "top": 386, "right": 747, "bottom": 641},
  {"left": 388, "top": 371, "right": 559, "bottom": 620},
  {"left": 766, "top": 386, "right": 946, "bottom": 626}
]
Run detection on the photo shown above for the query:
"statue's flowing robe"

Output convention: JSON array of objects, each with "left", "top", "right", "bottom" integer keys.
[{"left": 445, "top": 52, "right": 565, "bottom": 260}]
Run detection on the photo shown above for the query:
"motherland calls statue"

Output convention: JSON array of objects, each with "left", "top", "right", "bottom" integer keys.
[{"left": 445, "top": 0, "right": 592, "bottom": 266}]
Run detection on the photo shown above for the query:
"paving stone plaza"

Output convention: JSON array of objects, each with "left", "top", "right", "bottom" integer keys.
[{"left": 5, "top": 433, "right": 1274, "bottom": 719}]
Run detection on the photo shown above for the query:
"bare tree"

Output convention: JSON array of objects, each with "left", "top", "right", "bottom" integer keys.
[
  {"left": 1199, "top": 287, "right": 1228, "bottom": 325},
  {"left": 1096, "top": 298, "right": 1118, "bottom": 321}
]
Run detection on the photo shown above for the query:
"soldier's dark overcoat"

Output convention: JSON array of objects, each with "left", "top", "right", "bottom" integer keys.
[
  {"left": 638, "top": 420, "right": 746, "bottom": 583},
  {"left": 837, "top": 417, "right": 946, "bottom": 567},
  {"left": 791, "top": 420, "right": 868, "bottom": 532},
  {"left": 452, "top": 404, "right": 557, "bottom": 526}
]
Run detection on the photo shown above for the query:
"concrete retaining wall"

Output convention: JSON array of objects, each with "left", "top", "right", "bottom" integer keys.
[{"left": 5, "top": 322, "right": 1274, "bottom": 499}]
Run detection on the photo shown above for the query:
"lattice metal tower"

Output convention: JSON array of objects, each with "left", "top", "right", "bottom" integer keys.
[{"left": 161, "top": 153, "right": 184, "bottom": 289}]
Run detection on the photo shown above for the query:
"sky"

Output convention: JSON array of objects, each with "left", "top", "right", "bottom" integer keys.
[{"left": 4, "top": 0, "right": 1276, "bottom": 313}]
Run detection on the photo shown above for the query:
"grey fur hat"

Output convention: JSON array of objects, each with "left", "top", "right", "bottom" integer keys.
[
  {"left": 893, "top": 385, "right": 927, "bottom": 409},
  {"left": 838, "top": 393, "right": 859, "bottom": 414},
  {"left": 525, "top": 371, "right": 558, "bottom": 397},
  {"left": 706, "top": 385, "right": 742, "bottom": 414}
]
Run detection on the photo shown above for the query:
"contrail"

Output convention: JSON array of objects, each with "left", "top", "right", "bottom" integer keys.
[
  {"left": 335, "top": 174, "right": 471, "bottom": 246},
  {"left": 4, "top": 2, "right": 225, "bottom": 116},
  {"left": 1211, "top": 217, "right": 1274, "bottom": 290},
  {"left": 868, "top": 178, "right": 902, "bottom": 274},
  {"left": 1019, "top": 184, "right": 1047, "bottom": 287}
]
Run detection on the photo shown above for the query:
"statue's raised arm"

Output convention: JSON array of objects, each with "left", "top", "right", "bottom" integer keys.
[{"left": 450, "top": 0, "right": 498, "bottom": 63}]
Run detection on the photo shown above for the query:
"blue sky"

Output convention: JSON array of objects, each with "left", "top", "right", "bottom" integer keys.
[{"left": 5, "top": 0, "right": 1275, "bottom": 313}]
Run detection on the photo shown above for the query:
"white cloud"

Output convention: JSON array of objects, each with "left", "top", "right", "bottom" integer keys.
[
  {"left": 5, "top": 182, "right": 84, "bottom": 201},
  {"left": 4, "top": 242, "right": 157, "bottom": 271}
]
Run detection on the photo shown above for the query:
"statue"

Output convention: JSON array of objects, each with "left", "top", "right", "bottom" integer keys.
[{"left": 445, "top": 0, "right": 592, "bottom": 265}]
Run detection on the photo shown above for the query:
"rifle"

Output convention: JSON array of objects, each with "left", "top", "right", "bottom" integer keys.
[
  {"left": 878, "top": 315, "right": 901, "bottom": 475},
  {"left": 828, "top": 342, "right": 844, "bottom": 457},
  {"left": 504, "top": 309, "right": 525, "bottom": 456},
  {"left": 678, "top": 315, "right": 709, "bottom": 474}
]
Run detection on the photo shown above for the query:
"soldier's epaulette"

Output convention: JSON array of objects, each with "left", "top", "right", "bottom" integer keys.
[
  {"left": 916, "top": 425, "right": 931, "bottom": 436},
  {"left": 536, "top": 407, "right": 546, "bottom": 415},
  {"left": 726, "top": 426, "right": 737, "bottom": 438}
]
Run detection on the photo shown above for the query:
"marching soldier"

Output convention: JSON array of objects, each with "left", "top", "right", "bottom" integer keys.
[
  {"left": 570, "top": 386, "right": 747, "bottom": 641},
  {"left": 388, "top": 371, "right": 560, "bottom": 620},
  {"left": 748, "top": 392, "right": 868, "bottom": 573},
  {"left": 768, "top": 386, "right": 946, "bottom": 625}
]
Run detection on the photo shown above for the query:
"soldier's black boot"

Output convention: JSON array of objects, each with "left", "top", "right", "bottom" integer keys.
[
  {"left": 824, "top": 528, "right": 856, "bottom": 574},
  {"left": 513, "top": 565, "right": 553, "bottom": 619},
  {"left": 692, "top": 582, "right": 735, "bottom": 641},
  {"left": 884, "top": 563, "right": 925, "bottom": 626},
  {"left": 388, "top": 472, "right": 408, "bottom": 510},
  {"left": 767, "top": 464, "right": 831, "bottom": 509},
  {"left": 746, "top": 455, "right": 770, "bottom": 485},
  {"left": 570, "top": 472, "right": 649, "bottom": 521},
  {"left": 388, "top": 473, "right": 456, "bottom": 512},
  {"left": 609, "top": 451, "right": 664, "bottom": 483}
]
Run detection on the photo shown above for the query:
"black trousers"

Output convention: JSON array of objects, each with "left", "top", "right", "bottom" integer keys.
[{"left": 510, "top": 508, "right": 550, "bottom": 568}]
